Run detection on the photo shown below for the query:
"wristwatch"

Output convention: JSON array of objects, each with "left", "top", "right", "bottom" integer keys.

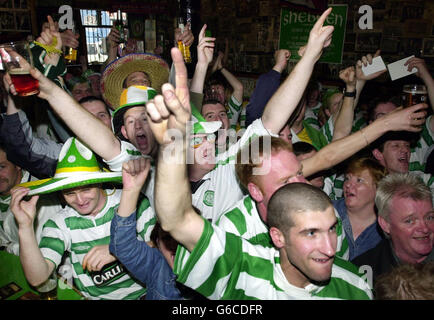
[{"left": 344, "top": 89, "right": 356, "bottom": 98}]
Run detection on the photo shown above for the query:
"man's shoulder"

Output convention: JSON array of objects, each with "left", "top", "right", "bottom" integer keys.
[
  {"left": 217, "top": 195, "right": 254, "bottom": 225},
  {"left": 351, "top": 238, "right": 391, "bottom": 267}
]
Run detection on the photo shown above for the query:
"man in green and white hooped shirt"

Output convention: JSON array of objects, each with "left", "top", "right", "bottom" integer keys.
[
  {"left": 216, "top": 136, "right": 349, "bottom": 260},
  {"left": 10, "top": 138, "right": 151, "bottom": 300},
  {"left": 145, "top": 30, "right": 373, "bottom": 298}
]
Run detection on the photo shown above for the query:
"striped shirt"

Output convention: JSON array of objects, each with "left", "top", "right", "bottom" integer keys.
[
  {"left": 409, "top": 115, "right": 434, "bottom": 174},
  {"left": 216, "top": 195, "right": 349, "bottom": 259},
  {"left": 39, "top": 189, "right": 155, "bottom": 300},
  {"left": 174, "top": 218, "right": 372, "bottom": 300},
  {"left": 226, "top": 94, "right": 243, "bottom": 131}
]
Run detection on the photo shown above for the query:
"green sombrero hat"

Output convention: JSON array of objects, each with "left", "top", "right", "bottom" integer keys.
[
  {"left": 112, "top": 85, "right": 157, "bottom": 137},
  {"left": 101, "top": 53, "right": 169, "bottom": 109},
  {"left": 17, "top": 138, "right": 122, "bottom": 196}
]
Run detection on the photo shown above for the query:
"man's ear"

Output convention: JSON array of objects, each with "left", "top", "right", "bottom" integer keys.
[
  {"left": 269, "top": 227, "right": 285, "bottom": 249},
  {"left": 372, "top": 148, "right": 384, "bottom": 163},
  {"left": 120, "top": 125, "right": 129, "bottom": 140},
  {"left": 247, "top": 182, "right": 263, "bottom": 203},
  {"left": 378, "top": 216, "right": 390, "bottom": 235}
]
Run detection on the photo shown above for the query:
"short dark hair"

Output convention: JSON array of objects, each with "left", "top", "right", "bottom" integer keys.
[
  {"left": 78, "top": 96, "right": 111, "bottom": 114},
  {"left": 367, "top": 95, "right": 401, "bottom": 122},
  {"left": 267, "top": 183, "right": 333, "bottom": 233},
  {"left": 292, "top": 142, "right": 316, "bottom": 157}
]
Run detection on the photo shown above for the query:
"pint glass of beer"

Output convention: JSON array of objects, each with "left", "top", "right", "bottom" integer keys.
[
  {"left": 0, "top": 41, "right": 39, "bottom": 96},
  {"left": 402, "top": 84, "right": 427, "bottom": 108}
]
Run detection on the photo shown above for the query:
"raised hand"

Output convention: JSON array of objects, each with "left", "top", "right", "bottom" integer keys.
[
  {"left": 36, "top": 16, "right": 62, "bottom": 51},
  {"left": 383, "top": 103, "right": 427, "bottom": 132},
  {"left": 273, "top": 49, "right": 291, "bottom": 73},
  {"left": 355, "top": 50, "right": 386, "bottom": 81},
  {"left": 197, "top": 24, "right": 215, "bottom": 66},
  {"left": 3, "top": 50, "right": 58, "bottom": 100},
  {"left": 175, "top": 22, "right": 194, "bottom": 47},
  {"left": 339, "top": 66, "right": 356, "bottom": 89},
  {"left": 303, "top": 7, "right": 334, "bottom": 61},
  {"left": 107, "top": 26, "right": 120, "bottom": 51},
  {"left": 121, "top": 157, "right": 151, "bottom": 193},
  {"left": 60, "top": 29, "right": 79, "bottom": 49},
  {"left": 404, "top": 57, "right": 431, "bottom": 80},
  {"left": 146, "top": 48, "right": 191, "bottom": 145},
  {"left": 10, "top": 187, "right": 39, "bottom": 229}
]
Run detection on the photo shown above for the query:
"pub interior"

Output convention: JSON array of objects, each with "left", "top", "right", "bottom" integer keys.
[{"left": 0, "top": 0, "right": 433, "bottom": 305}]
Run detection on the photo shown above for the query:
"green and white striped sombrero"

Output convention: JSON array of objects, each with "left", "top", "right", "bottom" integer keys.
[{"left": 17, "top": 138, "right": 122, "bottom": 196}]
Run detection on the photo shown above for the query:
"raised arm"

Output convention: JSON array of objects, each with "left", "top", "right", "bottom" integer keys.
[
  {"left": 333, "top": 51, "right": 386, "bottom": 140},
  {"left": 189, "top": 24, "right": 215, "bottom": 102},
  {"left": 261, "top": 8, "right": 334, "bottom": 135},
  {"left": 10, "top": 188, "right": 55, "bottom": 286},
  {"left": 4, "top": 52, "right": 121, "bottom": 162},
  {"left": 332, "top": 66, "right": 356, "bottom": 140},
  {"left": 1, "top": 74, "right": 61, "bottom": 178},
  {"left": 302, "top": 103, "right": 428, "bottom": 177},
  {"left": 245, "top": 49, "right": 290, "bottom": 126},
  {"left": 146, "top": 48, "right": 202, "bottom": 252}
]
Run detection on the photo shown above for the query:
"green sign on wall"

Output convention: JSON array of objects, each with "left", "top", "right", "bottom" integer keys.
[{"left": 279, "top": 5, "right": 348, "bottom": 64}]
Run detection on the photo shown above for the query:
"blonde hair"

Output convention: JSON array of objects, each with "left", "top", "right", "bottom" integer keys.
[{"left": 375, "top": 262, "right": 434, "bottom": 300}]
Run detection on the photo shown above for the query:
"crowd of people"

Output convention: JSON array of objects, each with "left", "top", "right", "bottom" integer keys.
[{"left": 0, "top": 8, "right": 433, "bottom": 301}]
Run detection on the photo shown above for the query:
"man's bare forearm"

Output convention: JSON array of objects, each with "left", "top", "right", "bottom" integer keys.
[
  {"left": 18, "top": 226, "right": 54, "bottom": 286},
  {"left": 46, "top": 85, "right": 121, "bottom": 161},
  {"left": 155, "top": 142, "right": 202, "bottom": 251},
  {"left": 261, "top": 56, "right": 316, "bottom": 134}
]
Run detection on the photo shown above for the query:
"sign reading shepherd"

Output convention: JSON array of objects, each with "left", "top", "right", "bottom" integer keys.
[{"left": 279, "top": 5, "right": 347, "bottom": 64}]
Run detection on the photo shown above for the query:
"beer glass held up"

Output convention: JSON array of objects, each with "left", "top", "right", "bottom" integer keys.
[
  {"left": 402, "top": 84, "right": 427, "bottom": 108},
  {"left": 0, "top": 41, "right": 39, "bottom": 96}
]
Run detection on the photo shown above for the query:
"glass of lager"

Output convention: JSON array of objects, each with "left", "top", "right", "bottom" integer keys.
[
  {"left": 402, "top": 84, "right": 427, "bottom": 108},
  {"left": 36, "top": 273, "right": 58, "bottom": 300},
  {"left": 0, "top": 41, "right": 39, "bottom": 96}
]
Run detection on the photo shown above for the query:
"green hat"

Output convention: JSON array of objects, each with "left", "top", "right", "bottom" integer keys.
[
  {"left": 190, "top": 103, "right": 221, "bottom": 135},
  {"left": 17, "top": 138, "right": 122, "bottom": 196},
  {"left": 112, "top": 85, "right": 158, "bottom": 137},
  {"left": 322, "top": 88, "right": 341, "bottom": 109},
  {"left": 82, "top": 69, "right": 101, "bottom": 79}
]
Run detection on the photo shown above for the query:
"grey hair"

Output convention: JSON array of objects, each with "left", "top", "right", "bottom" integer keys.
[{"left": 375, "top": 173, "right": 432, "bottom": 221}]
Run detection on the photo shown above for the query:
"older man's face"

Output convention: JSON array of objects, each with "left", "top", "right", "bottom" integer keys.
[{"left": 380, "top": 196, "right": 434, "bottom": 263}]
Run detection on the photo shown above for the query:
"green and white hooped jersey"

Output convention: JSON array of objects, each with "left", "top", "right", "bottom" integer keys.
[
  {"left": 216, "top": 195, "right": 349, "bottom": 259},
  {"left": 39, "top": 189, "right": 155, "bottom": 300},
  {"left": 226, "top": 94, "right": 243, "bottom": 131},
  {"left": 192, "top": 118, "right": 273, "bottom": 224},
  {"left": 409, "top": 115, "right": 434, "bottom": 174},
  {"left": 174, "top": 218, "right": 372, "bottom": 300},
  {"left": 104, "top": 140, "right": 156, "bottom": 211},
  {"left": 176, "top": 119, "right": 276, "bottom": 270}
]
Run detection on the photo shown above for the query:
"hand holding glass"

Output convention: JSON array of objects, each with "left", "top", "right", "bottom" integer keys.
[
  {"left": 402, "top": 84, "right": 427, "bottom": 108},
  {"left": 0, "top": 41, "right": 39, "bottom": 96}
]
